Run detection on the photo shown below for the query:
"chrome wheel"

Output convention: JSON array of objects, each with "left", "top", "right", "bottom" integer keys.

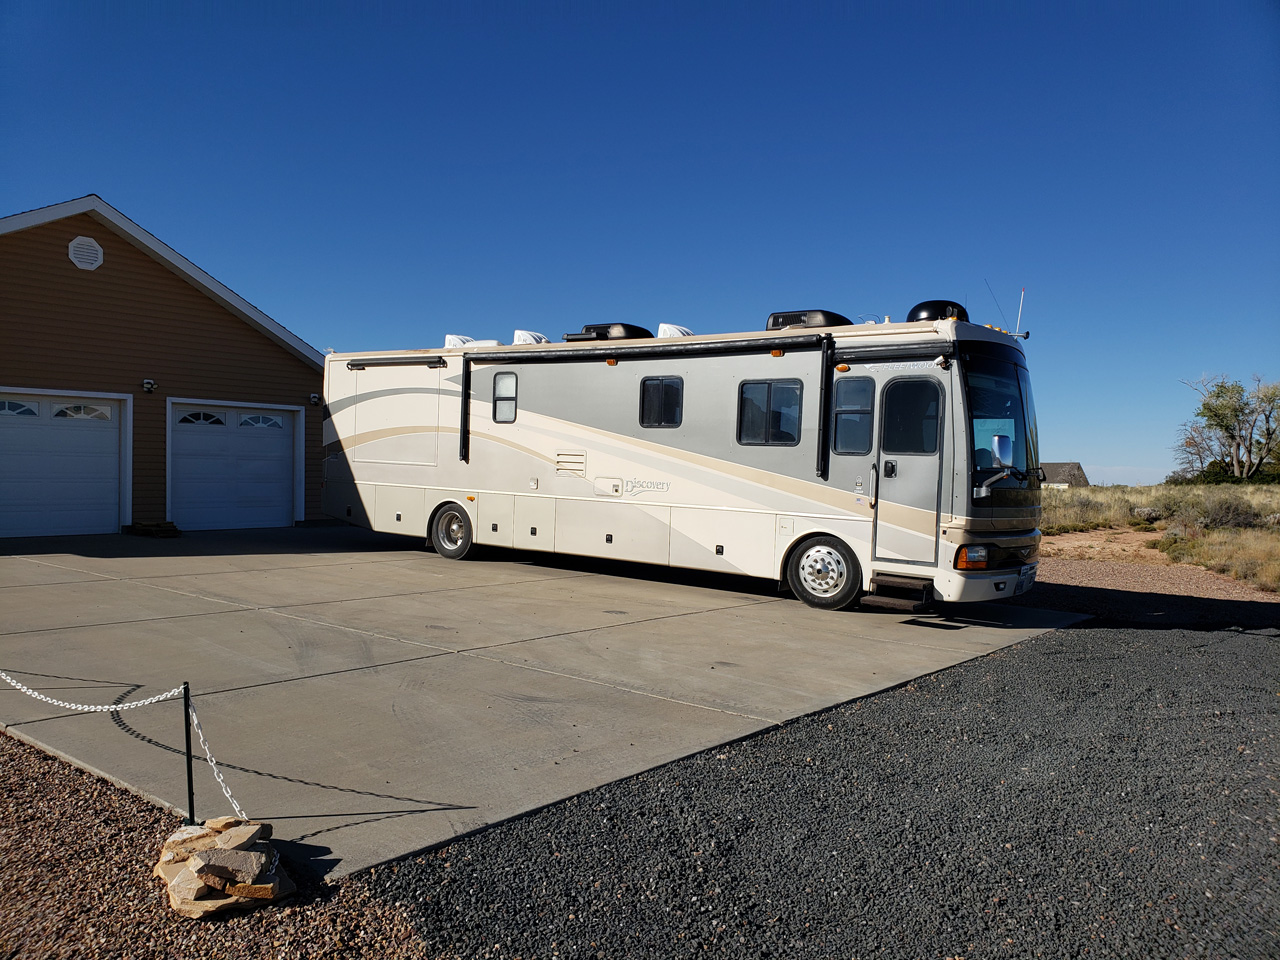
[
  {"left": 432, "top": 503, "right": 474, "bottom": 560},
  {"left": 796, "top": 545, "right": 848, "bottom": 597},
  {"left": 439, "top": 511, "right": 466, "bottom": 550},
  {"left": 786, "top": 535, "right": 860, "bottom": 610}
]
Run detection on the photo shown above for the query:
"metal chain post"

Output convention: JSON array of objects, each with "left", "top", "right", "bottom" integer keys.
[{"left": 1, "top": 670, "right": 247, "bottom": 820}]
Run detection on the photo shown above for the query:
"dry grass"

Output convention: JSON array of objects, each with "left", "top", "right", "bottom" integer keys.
[
  {"left": 1041, "top": 484, "right": 1280, "bottom": 593},
  {"left": 1153, "top": 528, "right": 1280, "bottom": 593}
]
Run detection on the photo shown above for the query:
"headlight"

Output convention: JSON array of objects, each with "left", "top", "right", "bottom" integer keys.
[{"left": 956, "top": 545, "right": 990, "bottom": 570}]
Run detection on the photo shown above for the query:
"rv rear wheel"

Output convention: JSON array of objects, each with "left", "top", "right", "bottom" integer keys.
[
  {"left": 432, "top": 503, "right": 474, "bottom": 560},
  {"left": 787, "top": 536, "right": 861, "bottom": 610}
]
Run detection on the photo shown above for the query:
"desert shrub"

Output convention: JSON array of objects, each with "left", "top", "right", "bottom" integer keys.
[
  {"left": 1156, "top": 528, "right": 1280, "bottom": 593},
  {"left": 1198, "top": 488, "right": 1257, "bottom": 529}
]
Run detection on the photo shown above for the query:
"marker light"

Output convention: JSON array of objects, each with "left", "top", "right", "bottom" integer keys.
[
  {"left": 955, "top": 545, "right": 989, "bottom": 570},
  {"left": 606, "top": 358, "right": 618, "bottom": 366},
  {"left": 771, "top": 349, "right": 784, "bottom": 357},
  {"left": 836, "top": 363, "right": 850, "bottom": 372}
]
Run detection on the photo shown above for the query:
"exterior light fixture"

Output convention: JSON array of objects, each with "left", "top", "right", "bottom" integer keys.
[{"left": 141, "top": 379, "right": 157, "bottom": 393}]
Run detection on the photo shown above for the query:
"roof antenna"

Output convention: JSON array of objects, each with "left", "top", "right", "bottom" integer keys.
[
  {"left": 1015, "top": 287, "right": 1025, "bottom": 335},
  {"left": 984, "top": 279, "right": 1009, "bottom": 327}
]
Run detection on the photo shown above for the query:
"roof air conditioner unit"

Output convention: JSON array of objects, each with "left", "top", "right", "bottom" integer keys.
[
  {"left": 657, "top": 323, "right": 694, "bottom": 338},
  {"left": 512, "top": 330, "right": 550, "bottom": 344},
  {"left": 444, "top": 335, "right": 474, "bottom": 348}
]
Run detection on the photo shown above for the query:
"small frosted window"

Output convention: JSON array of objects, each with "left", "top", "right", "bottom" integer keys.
[{"left": 493, "top": 372, "right": 517, "bottom": 423}]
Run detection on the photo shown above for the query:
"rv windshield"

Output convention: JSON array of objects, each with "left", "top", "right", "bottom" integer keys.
[{"left": 964, "top": 355, "right": 1039, "bottom": 479}]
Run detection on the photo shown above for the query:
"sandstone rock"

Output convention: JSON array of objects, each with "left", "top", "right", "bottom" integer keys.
[
  {"left": 226, "top": 875, "right": 279, "bottom": 899},
  {"left": 167, "top": 886, "right": 256, "bottom": 920},
  {"left": 215, "top": 823, "right": 264, "bottom": 850},
  {"left": 166, "top": 824, "right": 217, "bottom": 845},
  {"left": 195, "top": 869, "right": 228, "bottom": 891},
  {"left": 168, "top": 865, "right": 209, "bottom": 901},
  {"left": 154, "top": 859, "right": 186, "bottom": 882},
  {"left": 189, "top": 848, "right": 267, "bottom": 884},
  {"left": 203, "top": 816, "right": 247, "bottom": 832},
  {"left": 159, "top": 825, "right": 221, "bottom": 864}
]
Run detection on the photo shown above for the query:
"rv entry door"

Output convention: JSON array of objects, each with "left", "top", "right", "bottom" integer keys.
[{"left": 871, "top": 375, "right": 943, "bottom": 565}]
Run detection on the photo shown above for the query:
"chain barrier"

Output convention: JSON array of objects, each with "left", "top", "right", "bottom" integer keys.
[
  {"left": 186, "top": 699, "right": 247, "bottom": 820},
  {"left": 0, "top": 671, "right": 184, "bottom": 712},
  {"left": 0, "top": 670, "right": 247, "bottom": 820}
]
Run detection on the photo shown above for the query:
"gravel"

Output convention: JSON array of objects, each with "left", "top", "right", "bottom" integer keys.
[{"left": 3, "top": 558, "right": 1278, "bottom": 959}]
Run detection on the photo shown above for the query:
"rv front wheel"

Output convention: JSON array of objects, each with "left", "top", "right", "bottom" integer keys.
[
  {"left": 432, "top": 503, "right": 474, "bottom": 560},
  {"left": 787, "top": 536, "right": 860, "bottom": 610}
]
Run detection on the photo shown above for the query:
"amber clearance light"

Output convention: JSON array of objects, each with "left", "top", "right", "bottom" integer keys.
[{"left": 955, "top": 545, "right": 990, "bottom": 570}]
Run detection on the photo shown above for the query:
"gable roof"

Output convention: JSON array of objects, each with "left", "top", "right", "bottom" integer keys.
[
  {"left": 0, "top": 195, "right": 323, "bottom": 370},
  {"left": 1041, "top": 462, "right": 1090, "bottom": 486}
]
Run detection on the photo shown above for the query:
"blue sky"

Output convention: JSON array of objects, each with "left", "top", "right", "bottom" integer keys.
[{"left": 3, "top": 1, "right": 1277, "bottom": 484}]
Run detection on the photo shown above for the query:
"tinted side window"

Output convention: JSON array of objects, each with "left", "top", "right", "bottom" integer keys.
[
  {"left": 493, "top": 372, "right": 517, "bottom": 423},
  {"left": 832, "top": 377, "right": 874, "bottom": 455},
  {"left": 882, "top": 379, "right": 940, "bottom": 454},
  {"left": 640, "top": 376, "right": 683, "bottom": 428},
  {"left": 738, "top": 379, "right": 802, "bottom": 446}
]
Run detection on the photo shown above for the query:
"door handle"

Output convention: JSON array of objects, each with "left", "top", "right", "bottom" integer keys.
[
  {"left": 870, "top": 463, "right": 879, "bottom": 509},
  {"left": 883, "top": 460, "right": 897, "bottom": 479}
]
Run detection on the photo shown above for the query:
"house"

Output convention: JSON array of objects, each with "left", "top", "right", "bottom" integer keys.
[
  {"left": 0, "top": 196, "right": 325, "bottom": 537},
  {"left": 1041, "top": 462, "right": 1090, "bottom": 489}
]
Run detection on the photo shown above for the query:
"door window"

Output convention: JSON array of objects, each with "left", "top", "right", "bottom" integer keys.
[{"left": 881, "top": 380, "right": 940, "bottom": 454}]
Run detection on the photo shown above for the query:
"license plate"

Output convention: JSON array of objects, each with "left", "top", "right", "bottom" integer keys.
[{"left": 1014, "top": 563, "right": 1037, "bottom": 595}]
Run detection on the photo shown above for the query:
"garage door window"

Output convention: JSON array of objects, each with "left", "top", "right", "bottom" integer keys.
[
  {"left": 54, "top": 404, "right": 111, "bottom": 421},
  {"left": 0, "top": 400, "right": 37, "bottom": 417},
  {"left": 179, "top": 411, "right": 225, "bottom": 425},
  {"left": 240, "top": 414, "right": 283, "bottom": 428}
]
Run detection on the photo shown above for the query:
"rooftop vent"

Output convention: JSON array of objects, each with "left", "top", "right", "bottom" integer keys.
[
  {"left": 906, "top": 300, "right": 969, "bottom": 323},
  {"left": 563, "top": 323, "right": 654, "bottom": 342},
  {"left": 512, "top": 329, "right": 550, "bottom": 344},
  {"left": 68, "top": 236, "right": 103, "bottom": 271},
  {"left": 765, "top": 310, "right": 852, "bottom": 331},
  {"left": 657, "top": 323, "right": 694, "bottom": 338}
]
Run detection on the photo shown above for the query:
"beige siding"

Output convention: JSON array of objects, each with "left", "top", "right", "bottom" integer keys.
[{"left": 0, "top": 213, "right": 323, "bottom": 524}]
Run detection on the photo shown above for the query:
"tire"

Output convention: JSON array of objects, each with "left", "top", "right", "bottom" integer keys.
[
  {"left": 431, "top": 503, "right": 475, "bottom": 560},
  {"left": 786, "top": 536, "right": 861, "bottom": 610}
]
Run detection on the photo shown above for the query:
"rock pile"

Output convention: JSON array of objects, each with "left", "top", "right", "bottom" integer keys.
[{"left": 153, "top": 816, "right": 296, "bottom": 919}]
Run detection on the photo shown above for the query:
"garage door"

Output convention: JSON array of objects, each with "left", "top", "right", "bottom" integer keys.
[
  {"left": 0, "top": 393, "right": 122, "bottom": 537},
  {"left": 171, "top": 404, "right": 296, "bottom": 530}
]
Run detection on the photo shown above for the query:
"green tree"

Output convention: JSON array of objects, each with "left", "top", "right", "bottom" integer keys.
[{"left": 1175, "top": 375, "right": 1280, "bottom": 480}]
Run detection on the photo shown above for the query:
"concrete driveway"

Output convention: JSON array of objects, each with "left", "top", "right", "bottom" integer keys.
[{"left": 0, "top": 527, "right": 1079, "bottom": 878}]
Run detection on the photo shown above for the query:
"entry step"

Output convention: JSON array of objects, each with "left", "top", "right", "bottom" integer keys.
[
  {"left": 870, "top": 574, "right": 933, "bottom": 592},
  {"left": 865, "top": 573, "right": 934, "bottom": 613},
  {"left": 860, "top": 594, "right": 932, "bottom": 613}
]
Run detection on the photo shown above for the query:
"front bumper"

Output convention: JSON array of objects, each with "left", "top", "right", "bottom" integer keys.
[{"left": 933, "top": 562, "right": 1038, "bottom": 603}]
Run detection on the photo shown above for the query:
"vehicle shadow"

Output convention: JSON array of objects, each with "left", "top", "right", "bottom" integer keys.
[
  {"left": 1006, "top": 580, "right": 1279, "bottom": 631},
  {"left": 0, "top": 524, "right": 417, "bottom": 560}
]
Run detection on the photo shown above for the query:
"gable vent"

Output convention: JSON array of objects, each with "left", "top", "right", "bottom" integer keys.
[{"left": 68, "top": 236, "right": 104, "bottom": 271}]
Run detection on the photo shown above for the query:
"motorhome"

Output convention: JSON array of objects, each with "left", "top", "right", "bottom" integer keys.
[{"left": 321, "top": 300, "right": 1041, "bottom": 610}]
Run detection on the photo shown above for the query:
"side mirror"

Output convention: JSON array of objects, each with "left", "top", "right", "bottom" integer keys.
[{"left": 991, "top": 434, "right": 1013, "bottom": 469}]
